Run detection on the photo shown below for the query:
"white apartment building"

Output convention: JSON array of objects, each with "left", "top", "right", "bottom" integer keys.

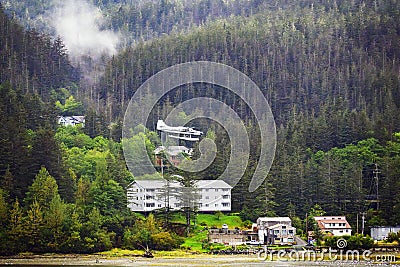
[{"left": 127, "top": 179, "right": 232, "bottom": 212}]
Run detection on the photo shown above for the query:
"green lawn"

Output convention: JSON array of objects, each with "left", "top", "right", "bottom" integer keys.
[
  {"left": 196, "top": 213, "right": 243, "bottom": 228},
  {"left": 181, "top": 228, "right": 208, "bottom": 252},
  {"left": 181, "top": 213, "right": 246, "bottom": 252}
]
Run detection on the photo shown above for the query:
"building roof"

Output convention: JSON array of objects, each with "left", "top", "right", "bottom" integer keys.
[
  {"left": 314, "top": 216, "right": 346, "bottom": 221},
  {"left": 197, "top": 180, "right": 232, "bottom": 189},
  {"left": 314, "top": 216, "right": 352, "bottom": 230},
  {"left": 130, "top": 179, "right": 232, "bottom": 189},
  {"left": 317, "top": 221, "right": 352, "bottom": 230},
  {"left": 57, "top": 116, "right": 85, "bottom": 124},
  {"left": 257, "top": 217, "right": 292, "bottom": 222},
  {"left": 269, "top": 223, "right": 296, "bottom": 230}
]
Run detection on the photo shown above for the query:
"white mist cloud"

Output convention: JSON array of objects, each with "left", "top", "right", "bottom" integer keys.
[{"left": 50, "top": 0, "right": 119, "bottom": 58}]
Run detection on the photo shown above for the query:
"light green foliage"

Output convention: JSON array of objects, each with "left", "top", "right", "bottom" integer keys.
[
  {"left": 123, "top": 213, "right": 183, "bottom": 251},
  {"left": 122, "top": 131, "right": 156, "bottom": 177},
  {"left": 45, "top": 195, "right": 67, "bottom": 250},
  {"left": 25, "top": 167, "right": 59, "bottom": 210},
  {"left": 56, "top": 95, "right": 84, "bottom": 116},
  {"left": 26, "top": 200, "right": 44, "bottom": 251},
  {"left": 8, "top": 199, "right": 25, "bottom": 252}
]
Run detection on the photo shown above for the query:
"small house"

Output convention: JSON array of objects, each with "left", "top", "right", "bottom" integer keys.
[{"left": 314, "top": 216, "right": 352, "bottom": 236}]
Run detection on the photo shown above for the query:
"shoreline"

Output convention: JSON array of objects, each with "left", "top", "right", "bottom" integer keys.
[{"left": 1, "top": 252, "right": 399, "bottom": 266}]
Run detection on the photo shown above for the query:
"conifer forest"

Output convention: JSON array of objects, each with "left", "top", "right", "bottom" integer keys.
[{"left": 0, "top": 0, "right": 399, "bottom": 254}]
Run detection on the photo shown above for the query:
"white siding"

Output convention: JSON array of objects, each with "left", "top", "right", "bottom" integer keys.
[{"left": 127, "top": 179, "right": 232, "bottom": 212}]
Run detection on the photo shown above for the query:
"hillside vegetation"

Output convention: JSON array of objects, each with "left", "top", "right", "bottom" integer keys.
[{"left": 0, "top": 0, "right": 399, "bottom": 255}]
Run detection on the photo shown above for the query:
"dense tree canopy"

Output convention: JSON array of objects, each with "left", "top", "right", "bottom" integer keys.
[{"left": 0, "top": 0, "right": 399, "bottom": 255}]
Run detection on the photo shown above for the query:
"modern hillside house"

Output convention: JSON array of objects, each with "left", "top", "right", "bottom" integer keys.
[
  {"left": 57, "top": 116, "right": 85, "bottom": 127},
  {"left": 127, "top": 179, "right": 232, "bottom": 212},
  {"left": 314, "top": 216, "right": 352, "bottom": 236}
]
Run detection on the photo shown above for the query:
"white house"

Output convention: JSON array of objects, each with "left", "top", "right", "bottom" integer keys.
[
  {"left": 314, "top": 216, "right": 352, "bottom": 236},
  {"left": 57, "top": 116, "right": 85, "bottom": 127},
  {"left": 257, "top": 217, "right": 296, "bottom": 245},
  {"left": 127, "top": 179, "right": 232, "bottom": 212}
]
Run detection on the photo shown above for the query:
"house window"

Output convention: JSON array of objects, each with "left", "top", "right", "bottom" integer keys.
[
  {"left": 158, "top": 204, "right": 162, "bottom": 207},
  {"left": 274, "top": 230, "right": 279, "bottom": 234},
  {"left": 222, "top": 195, "right": 230, "bottom": 199},
  {"left": 145, "top": 203, "right": 155, "bottom": 207},
  {"left": 215, "top": 204, "right": 218, "bottom": 207},
  {"left": 205, "top": 196, "right": 209, "bottom": 199},
  {"left": 215, "top": 196, "right": 218, "bottom": 199},
  {"left": 174, "top": 203, "right": 180, "bottom": 207},
  {"left": 288, "top": 230, "right": 293, "bottom": 234},
  {"left": 222, "top": 188, "right": 229, "bottom": 191},
  {"left": 215, "top": 189, "right": 218, "bottom": 192},
  {"left": 199, "top": 203, "right": 202, "bottom": 207},
  {"left": 222, "top": 203, "right": 230, "bottom": 207},
  {"left": 205, "top": 204, "right": 209, "bottom": 207}
]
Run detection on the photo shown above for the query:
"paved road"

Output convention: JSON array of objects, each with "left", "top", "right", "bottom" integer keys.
[{"left": 294, "top": 235, "right": 308, "bottom": 246}]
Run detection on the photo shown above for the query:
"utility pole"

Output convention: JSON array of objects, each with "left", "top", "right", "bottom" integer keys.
[
  {"left": 356, "top": 213, "right": 359, "bottom": 234},
  {"left": 361, "top": 212, "right": 366, "bottom": 235},
  {"left": 373, "top": 163, "right": 380, "bottom": 210},
  {"left": 305, "top": 213, "right": 308, "bottom": 242}
]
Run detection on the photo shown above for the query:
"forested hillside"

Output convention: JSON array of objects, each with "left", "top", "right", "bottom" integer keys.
[
  {"left": 0, "top": 0, "right": 400, "bottom": 255},
  {"left": 0, "top": 5, "right": 136, "bottom": 254},
  {"left": 97, "top": 0, "right": 400, "bottom": 224},
  {"left": 2, "top": 0, "right": 294, "bottom": 44}
]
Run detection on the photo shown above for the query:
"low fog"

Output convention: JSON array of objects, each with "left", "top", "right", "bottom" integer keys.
[{"left": 50, "top": 0, "right": 120, "bottom": 59}]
